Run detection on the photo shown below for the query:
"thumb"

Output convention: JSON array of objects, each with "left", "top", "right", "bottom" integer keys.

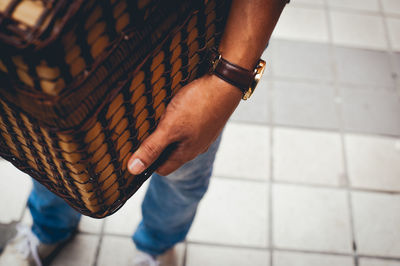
[{"left": 127, "top": 127, "right": 170, "bottom": 175}]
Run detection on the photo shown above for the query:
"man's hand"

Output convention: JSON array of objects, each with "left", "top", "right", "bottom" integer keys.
[
  {"left": 127, "top": 0, "right": 286, "bottom": 176},
  {"left": 127, "top": 74, "right": 242, "bottom": 176}
]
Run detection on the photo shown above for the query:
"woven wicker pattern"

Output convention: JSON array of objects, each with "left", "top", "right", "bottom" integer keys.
[
  {"left": 0, "top": 0, "right": 229, "bottom": 218},
  {"left": 0, "top": 0, "right": 180, "bottom": 95},
  {"left": 0, "top": 0, "right": 225, "bottom": 129},
  {"left": 0, "top": 0, "right": 70, "bottom": 44}
]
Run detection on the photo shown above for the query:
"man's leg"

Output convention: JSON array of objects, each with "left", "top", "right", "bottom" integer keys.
[
  {"left": 28, "top": 180, "right": 81, "bottom": 244},
  {"left": 133, "top": 135, "right": 222, "bottom": 256}
]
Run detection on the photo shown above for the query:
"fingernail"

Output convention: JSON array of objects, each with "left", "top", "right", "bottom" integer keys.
[{"left": 128, "top": 158, "right": 145, "bottom": 175}]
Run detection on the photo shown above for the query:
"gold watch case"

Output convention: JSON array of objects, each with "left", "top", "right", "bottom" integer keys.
[{"left": 243, "top": 59, "right": 266, "bottom": 100}]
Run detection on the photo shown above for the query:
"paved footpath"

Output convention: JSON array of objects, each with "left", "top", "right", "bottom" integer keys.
[{"left": 1, "top": 0, "right": 400, "bottom": 265}]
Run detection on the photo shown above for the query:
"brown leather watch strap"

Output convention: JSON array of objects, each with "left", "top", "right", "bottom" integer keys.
[
  {"left": 214, "top": 57, "right": 254, "bottom": 92},
  {"left": 208, "top": 47, "right": 266, "bottom": 100},
  {"left": 208, "top": 48, "right": 254, "bottom": 95}
]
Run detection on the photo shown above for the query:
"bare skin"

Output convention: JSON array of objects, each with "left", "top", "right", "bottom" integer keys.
[{"left": 128, "top": 0, "right": 287, "bottom": 176}]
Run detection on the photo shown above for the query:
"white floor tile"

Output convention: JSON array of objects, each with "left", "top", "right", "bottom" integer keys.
[
  {"left": 230, "top": 79, "right": 271, "bottom": 125},
  {"left": 274, "top": 251, "right": 354, "bottom": 266},
  {"left": 273, "top": 6, "right": 329, "bottom": 43},
  {"left": 186, "top": 244, "right": 270, "bottom": 266},
  {"left": 334, "top": 48, "right": 393, "bottom": 88},
  {"left": 330, "top": 11, "right": 388, "bottom": 50},
  {"left": 352, "top": 191, "right": 400, "bottom": 257},
  {"left": 345, "top": 134, "right": 400, "bottom": 192},
  {"left": 52, "top": 234, "right": 99, "bottom": 266},
  {"left": 387, "top": 18, "right": 400, "bottom": 52},
  {"left": 214, "top": 122, "right": 270, "bottom": 180},
  {"left": 273, "top": 81, "right": 339, "bottom": 130},
  {"left": 382, "top": 0, "right": 400, "bottom": 16},
  {"left": 327, "top": 0, "right": 379, "bottom": 12},
  {"left": 78, "top": 216, "right": 103, "bottom": 234},
  {"left": 97, "top": 236, "right": 136, "bottom": 266},
  {"left": 273, "top": 184, "right": 352, "bottom": 253},
  {"left": 188, "top": 178, "right": 269, "bottom": 248},
  {"left": 103, "top": 182, "right": 147, "bottom": 235},
  {"left": 292, "top": 0, "right": 324, "bottom": 7},
  {"left": 0, "top": 160, "right": 32, "bottom": 223},
  {"left": 273, "top": 128, "right": 344, "bottom": 186},
  {"left": 98, "top": 236, "right": 185, "bottom": 266},
  {"left": 269, "top": 40, "right": 334, "bottom": 82},
  {"left": 359, "top": 258, "right": 400, "bottom": 266}
]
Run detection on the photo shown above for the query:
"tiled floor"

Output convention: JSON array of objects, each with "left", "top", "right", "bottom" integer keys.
[{"left": 1, "top": 0, "right": 400, "bottom": 266}]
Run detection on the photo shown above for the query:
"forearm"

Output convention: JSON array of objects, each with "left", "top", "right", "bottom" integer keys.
[{"left": 219, "top": 0, "right": 286, "bottom": 70}]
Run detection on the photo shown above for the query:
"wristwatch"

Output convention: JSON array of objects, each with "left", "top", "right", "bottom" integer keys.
[{"left": 208, "top": 47, "right": 266, "bottom": 100}]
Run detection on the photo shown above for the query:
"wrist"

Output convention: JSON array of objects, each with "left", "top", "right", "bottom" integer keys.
[
  {"left": 218, "top": 44, "right": 260, "bottom": 71},
  {"left": 207, "top": 47, "right": 266, "bottom": 100},
  {"left": 201, "top": 74, "right": 243, "bottom": 102}
]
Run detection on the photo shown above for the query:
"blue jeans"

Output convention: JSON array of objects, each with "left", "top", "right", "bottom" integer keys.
[{"left": 28, "top": 135, "right": 221, "bottom": 255}]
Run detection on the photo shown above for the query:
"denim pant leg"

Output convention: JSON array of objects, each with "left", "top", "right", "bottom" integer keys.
[
  {"left": 28, "top": 180, "right": 81, "bottom": 244},
  {"left": 133, "top": 135, "right": 222, "bottom": 256}
]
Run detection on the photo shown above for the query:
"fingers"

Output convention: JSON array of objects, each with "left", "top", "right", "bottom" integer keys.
[{"left": 127, "top": 126, "right": 171, "bottom": 175}]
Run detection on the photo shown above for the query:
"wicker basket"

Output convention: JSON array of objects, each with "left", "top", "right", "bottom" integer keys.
[{"left": 0, "top": 0, "right": 230, "bottom": 218}]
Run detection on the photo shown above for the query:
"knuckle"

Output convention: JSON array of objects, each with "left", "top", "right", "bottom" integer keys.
[{"left": 141, "top": 142, "right": 162, "bottom": 160}]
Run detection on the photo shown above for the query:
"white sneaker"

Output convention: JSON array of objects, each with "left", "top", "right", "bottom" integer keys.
[
  {"left": 133, "top": 247, "right": 178, "bottom": 266},
  {"left": 0, "top": 224, "right": 60, "bottom": 266},
  {"left": 133, "top": 250, "right": 159, "bottom": 266}
]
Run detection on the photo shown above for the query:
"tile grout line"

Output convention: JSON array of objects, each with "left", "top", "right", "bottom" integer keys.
[
  {"left": 327, "top": 5, "right": 399, "bottom": 19},
  {"left": 291, "top": 1, "right": 400, "bottom": 19},
  {"left": 187, "top": 240, "right": 270, "bottom": 252},
  {"left": 230, "top": 117, "right": 400, "bottom": 139},
  {"left": 323, "top": 1, "right": 360, "bottom": 266},
  {"left": 186, "top": 240, "right": 400, "bottom": 262},
  {"left": 182, "top": 241, "right": 188, "bottom": 266},
  {"left": 357, "top": 254, "right": 400, "bottom": 263},
  {"left": 213, "top": 174, "right": 400, "bottom": 196},
  {"left": 378, "top": 0, "right": 400, "bottom": 97},
  {"left": 273, "top": 246, "right": 354, "bottom": 258},
  {"left": 269, "top": 73, "right": 397, "bottom": 91},
  {"left": 271, "top": 179, "right": 400, "bottom": 195},
  {"left": 325, "top": 4, "right": 359, "bottom": 264},
  {"left": 268, "top": 103, "right": 274, "bottom": 266},
  {"left": 267, "top": 43, "right": 275, "bottom": 266},
  {"left": 186, "top": 240, "right": 352, "bottom": 257},
  {"left": 91, "top": 219, "right": 106, "bottom": 266},
  {"left": 325, "top": 0, "right": 366, "bottom": 266}
]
